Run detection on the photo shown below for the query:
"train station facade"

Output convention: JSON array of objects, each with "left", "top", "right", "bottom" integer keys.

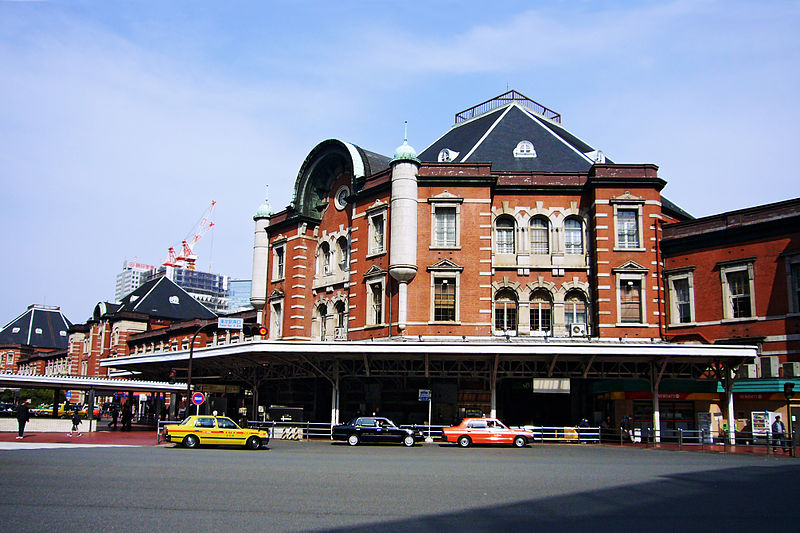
[{"left": 100, "top": 91, "right": 775, "bottom": 437}]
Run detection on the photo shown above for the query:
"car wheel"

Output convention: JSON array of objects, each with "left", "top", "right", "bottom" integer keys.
[
  {"left": 245, "top": 436, "right": 261, "bottom": 450},
  {"left": 403, "top": 435, "right": 415, "bottom": 447},
  {"left": 513, "top": 436, "right": 527, "bottom": 448},
  {"left": 183, "top": 434, "right": 199, "bottom": 449},
  {"left": 347, "top": 434, "right": 360, "bottom": 446},
  {"left": 457, "top": 435, "right": 471, "bottom": 448}
]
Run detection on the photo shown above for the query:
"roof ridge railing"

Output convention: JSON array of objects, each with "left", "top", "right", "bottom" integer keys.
[{"left": 455, "top": 90, "right": 561, "bottom": 124}]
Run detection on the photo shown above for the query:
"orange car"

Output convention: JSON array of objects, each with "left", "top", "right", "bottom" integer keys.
[{"left": 442, "top": 417, "right": 534, "bottom": 448}]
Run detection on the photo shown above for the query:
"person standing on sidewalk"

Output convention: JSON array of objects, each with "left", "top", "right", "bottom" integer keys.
[
  {"left": 68, "top": 409, "right": 82, "bottom": 437},
  {"left": 772, "top": 415, "right": 788, "bottom": 452},
  {"left": 16, "top": 398, "right": 31, "bottom": 439}
]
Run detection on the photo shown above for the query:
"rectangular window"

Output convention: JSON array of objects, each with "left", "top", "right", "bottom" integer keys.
[
  {"left": 620, "top": 280, "right": 642, "bottom": 323},
  {"left": 273, "top": 246, "right": 285, "bottom": 280},
  {"left": 496, "top": 223, "right": 515, "bottom": 254},
  {"left": 726, "top": 270, "right": 752, "bottom": 318},
  {"left": 617, "top": 209, "right": 639, "bottom": 248},
  {"left": 434, "top": 278, "right": 456, "bottom": 322},
  {"left": 369, "top": 283, "right": 383, "bottom": 325},
  {"left": 530, "top": 219, "right": 549, "bottom": 254},
  {"left": 530, "top": 303, "right": 552, "bottom": 332},
  {"left": 792, "top": 263, "right": 800, "bottom": 313},
  {"left": 672, "top": 278, "right": 692, "bottom": 323},
  {"left": 271, "top": 301, "right": 282, "bottom": 339},
  {"left": 369, "top": 213, "right": 385, "bottom": 254},
  {"left": 434, "top": 207, "right": 457, "bottom": 247}
]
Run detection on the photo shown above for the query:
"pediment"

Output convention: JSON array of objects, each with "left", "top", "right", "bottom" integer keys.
[
  {"left": 610, "top": 190, "right": 645, "bottom": 204},
  {"left": 427, "top": 259, "right": 464, "bottom": 272},
  {"left": 612, "top": 260, "right": 648, "bottom": 273},
  {"left": 268, "top": 289, "right": 285, "bottom": 300},
  {"left": 363, "top": 265, "right": 388, "bottom": 279}
]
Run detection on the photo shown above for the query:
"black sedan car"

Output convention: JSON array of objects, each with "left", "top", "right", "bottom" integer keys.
[{"left": 332, "top": 417, "right": 422, "bottom": 447}]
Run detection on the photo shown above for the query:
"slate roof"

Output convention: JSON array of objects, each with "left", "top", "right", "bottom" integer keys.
[
  {"left": 115, "top": 277, "right": 217, "bottom": 321},
  {"left": 419, "top": 103, "right": 610, "bottom": 173},
  {"left": 0, "top": 305, "right": 72, "bottom": 349}
]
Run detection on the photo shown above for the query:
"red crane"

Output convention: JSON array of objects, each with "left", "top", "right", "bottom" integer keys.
[{"left": 163, "top": 201, "right": 217, "bottom": 270}]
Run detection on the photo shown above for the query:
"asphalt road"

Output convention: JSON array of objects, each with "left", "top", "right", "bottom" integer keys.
[{"left": 0, "top": 440, "right": 797, "bottom": 532}]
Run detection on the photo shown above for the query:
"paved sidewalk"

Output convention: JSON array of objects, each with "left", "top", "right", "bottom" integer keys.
[{"left": 0, "top": 426, "right": 162, "bottom": 446}]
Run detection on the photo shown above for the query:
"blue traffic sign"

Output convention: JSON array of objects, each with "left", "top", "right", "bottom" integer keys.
[
  {"left": 418, "top": 389, "right": 431, "bottom": 401},
  {"left": 191, "top": 392, "right": 206, "bottom": 406},
  {"left": 65, "top": 391, "right": 71, "bottom": 400}
]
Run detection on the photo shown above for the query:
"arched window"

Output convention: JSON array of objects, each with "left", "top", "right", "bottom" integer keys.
[
  {"left": 494, "top": 289, "right": 518, "bottom": 334},
  {"left": 335, "top": 300, "right": 347, "bottom": 328},
  {"left": 495, "top": 217, "right": 515, "bottom": 254},
  {"left": 565, "top": 291, "right": 587, "bottom": 327},
  {"left": 337, "top": 237, "right": 349, "bottom": 272},
  {"left": 530, "top": 217, "right": 549, "bottom": 254},
  {"left": 530, "top": 290, "right": 552, "bottom": 334},
  {"left": 319, "top": 242, "right": 332, "bottom": 275},
  {"left": 564, "top": 218, "right": 583, "bottom": 255},
  {"left": 317, "top": 304, "right": 328, "bottom": 340}
]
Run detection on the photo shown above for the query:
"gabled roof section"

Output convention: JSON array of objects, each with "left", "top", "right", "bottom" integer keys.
[
  {"left": 0, "top": 305, "right": 72, "bottom": 349},
  {"left": 419, "top": 93, "right": 609, "bottom": 173},
  {"left": 117, "top": 277, "right": 217, "bottom": 321}
]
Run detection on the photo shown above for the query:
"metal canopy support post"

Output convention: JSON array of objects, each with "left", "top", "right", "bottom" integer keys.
[
  {"left": 725, "top": 362, "right": 736, "bottom": 445},
  {"left": 651, "top": 359, "right": 668, "bottom": 444},
  {"left": 330, "top": 360, "right": 340, "bottom": 427},
  {"left": 490, "top": 354, "right": 499, "bottom": 418},
  {"left": 87, "top": 389, "right": 95, "bottom": 432}
]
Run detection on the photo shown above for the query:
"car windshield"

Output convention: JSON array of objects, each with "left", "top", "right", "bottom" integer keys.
[
  {"left": 194, "top": 418, "right": 216, "bottom": 428},
  {"left": 377, "top": 418, "right": 396, "bottom": 428}
]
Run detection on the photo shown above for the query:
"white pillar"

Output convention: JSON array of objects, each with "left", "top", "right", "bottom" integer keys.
[
  {"left": 250, "top": 215, "right": 269, "bottom": 310},
  {"left": 726, "top": 364, "right": 736, "bottom": 445},
  {"left": 388, "top": 145, "right": 419, "bottom": 332}
]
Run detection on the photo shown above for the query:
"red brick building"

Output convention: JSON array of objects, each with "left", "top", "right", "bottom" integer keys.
[
  {"left": 662, "top": 198, "right": 800, "bottom": 427},
  {"left": 0, "top": 304, "right": 71, "bottom": 374}
]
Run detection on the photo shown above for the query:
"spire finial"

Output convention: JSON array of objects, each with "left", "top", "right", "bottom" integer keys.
[{"left": 404, "top": 120, "right": 408, "bottom": 143}]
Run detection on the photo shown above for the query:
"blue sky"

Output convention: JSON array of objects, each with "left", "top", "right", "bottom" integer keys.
[{"left": 1, "top": 0, "right": 799, "bottom": 325}]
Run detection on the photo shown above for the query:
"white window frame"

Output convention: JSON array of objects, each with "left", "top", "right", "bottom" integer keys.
[
  {"left": 615, "top": 272, "right": 648, "bottom": 326},
  {"left": 493, "top": 289, "right": 518, "bottom": 336},
  {"left": 529, "top": 290, "right": 553, "bottom": 335},
  {"left": 667, "top": 270, "right": 695, "bottom": 325},
  {"left": 564, "top": 291, "right": 588, "bottom": 329},
  {"left": 529, "top": 217, "right": 549, "bottom": 255},
  {"left": 272, "top": 242, "right": 286, "bottom": 281},
  {"left": 367, "top": 209, "right": 387, "bottom": 257},
  {"left": 431, "top": 204, "right": 460, "bottom": 249},
  {"left": 720, "top": 261, "right": 755, "bottom": 320},
  {"left": 337, "top": 236, "right": 350, "bottom": 273},
  {"left": 564, "top": 217, "right": 584, "bottom": 255},
  {"left": 270, "top": 299, "right": 283, "bottom": 339},
  {"left": 430, "top": 274, "right": 460, "bottom": 324},
  {"left": 495, "top": 216, "right": 516, "bottom": 255},
  {"left": 366, "top": 279, "right": 385, "bottom": 326},
  {"left": 318, "top": 242, "right": 332, "bottom": 276},
  {"left": 614, "top": 207, "right": 642, "bottom": 250}
]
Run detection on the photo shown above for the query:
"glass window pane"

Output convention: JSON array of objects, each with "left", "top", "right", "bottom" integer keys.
[
  {"left": 434, "top": 278, "right": 456, "bottom": 321},
  {"left": 435, "top": 207, "right": 457, "bottom": 247},
  {"left": 496, "top": 218, "right": 515, "bottom": 254},
  {"left": 726, "top": 271, "right": 751, "bottom": 318},
  {"left": 530, "top": 218, "right": 549, "bottom": 254},
  {"left": 617, "top": 209, "right": 639, "bottom": 248},
  {"left": 565, "top": 219, "right": 583, "bottom": 255},
  {"left": 620, "top": 280, "right": 642, "bottom": 323}
]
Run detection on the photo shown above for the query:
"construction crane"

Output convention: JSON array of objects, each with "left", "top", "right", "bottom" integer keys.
[{"left": 163, "top": 201, "right": 217, "bottom": 270}]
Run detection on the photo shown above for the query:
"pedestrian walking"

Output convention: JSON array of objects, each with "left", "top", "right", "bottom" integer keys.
[
  {"left": 68, "top": 409, "right": 82, "bottom": 437},
  {"left": 120, "top": 402, "right": 132, "bottom": 432},
  {"left": 16, "top": 398, "right": 31, "bottom": 439},
  {"left": 620, "top": 415, "right": 633, "bottom": 443},
  {"left": 107, "top": 403, "right": 119, "bottom": 429},
  {"left": 771, "top": 415, "right": 788, "bottom": 452}
]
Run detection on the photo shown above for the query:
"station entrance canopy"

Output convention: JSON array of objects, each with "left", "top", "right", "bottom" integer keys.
[
  {"left": 0, "top": 373, "right": 187, "bottom": 393},
  {"left": 100, "top": 339, "right": 757, "bottom": 384}
]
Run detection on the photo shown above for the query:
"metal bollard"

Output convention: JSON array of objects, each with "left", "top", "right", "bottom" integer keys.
[
  {"left": 678, "top": 428, "right": 683, "bottom": 451},
  {"left": 724, "top": 430, "right": 728, "bottom": 453}
]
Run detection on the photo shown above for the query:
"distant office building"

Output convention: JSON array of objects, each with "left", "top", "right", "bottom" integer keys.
[
  {"left": 146, "top": 266, "right": 229, "bottom": 314},
  {"left": 226, "top": 279, "right": 253, "bottom": 314},
  {"left": 115, "top": 260, "right": 156, "bottom": 303}
]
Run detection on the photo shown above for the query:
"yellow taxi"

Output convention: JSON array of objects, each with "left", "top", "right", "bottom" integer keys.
[{"left": 163, "top": 415, "right": 270, "bottom": 450}]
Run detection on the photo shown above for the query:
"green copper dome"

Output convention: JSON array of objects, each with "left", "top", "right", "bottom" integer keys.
[
  {"left": 390, "top": 139, "right": 420, "bottom": 164},
  {"left": 254, "top": 194, "right": 273, "bottom": 219}
]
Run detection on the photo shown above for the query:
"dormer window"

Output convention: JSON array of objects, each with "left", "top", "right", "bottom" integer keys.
[
  {"left": 59, "top": 331, "right": 67, "bottom": 337},
  {"left": 11, "top": 327, "right": 20, "bottom": 334},
  {"left": 34, "top": 328, "right": 42, "bottom": 334},
  {"left": 513, "top": 140, "right": 537, "bottom": 158},
  {"left": 130, "top": 295, "right": 139, "bottom": 302},
  {"left": 169, "top": 296, "right": 180, "bottom": 305},
  {"left": 438, "top": 148, "right": 459, "bottom": 162}
]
